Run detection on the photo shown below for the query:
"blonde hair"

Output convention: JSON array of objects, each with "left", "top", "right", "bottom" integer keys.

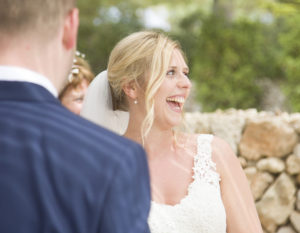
[
  {"left": 107, "top": 31, "right": 185, "bottom": 141},
  {"left": 0, "top": 0, "right": 76, "bottom": 38}
]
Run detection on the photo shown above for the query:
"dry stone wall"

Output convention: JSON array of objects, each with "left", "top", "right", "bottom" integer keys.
[{"left": 183, "top": 109, "right": 300, "bottom": 233}]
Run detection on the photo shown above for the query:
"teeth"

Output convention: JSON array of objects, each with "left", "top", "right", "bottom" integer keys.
[{"left": 166, "top": 96, "right": 185, "bottom": 104}]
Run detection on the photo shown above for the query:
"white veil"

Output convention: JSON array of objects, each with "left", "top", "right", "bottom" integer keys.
[{"left": 80, "top": 70, "right": 129, "bottom": 135}]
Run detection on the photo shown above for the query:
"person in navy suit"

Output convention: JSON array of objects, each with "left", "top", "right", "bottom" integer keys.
[{"left": 0, "top": 1, "right": 151, "bottom": 233}]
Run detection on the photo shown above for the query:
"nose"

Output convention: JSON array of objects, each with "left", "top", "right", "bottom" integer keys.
[{"left": 177, "top": 74, "right": 192, "bottom": 89}]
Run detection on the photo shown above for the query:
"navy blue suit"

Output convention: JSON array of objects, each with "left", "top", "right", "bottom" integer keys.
[{"left": 0, "top": 81, "right": 151, "bottom": 233}]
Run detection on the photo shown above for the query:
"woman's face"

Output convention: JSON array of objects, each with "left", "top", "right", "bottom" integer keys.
[
  {"left": 61, "top": 79, "right": 89, "bottom": 115},
  {"left": 152, "top": 49, "right": 192, "bottom": 129}
]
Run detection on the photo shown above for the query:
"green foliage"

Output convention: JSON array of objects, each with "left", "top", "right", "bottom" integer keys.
[
  {"left": 174, "top": 12, "right": 283, "bottom": 111},
  {"left": 279, "top": 15, "right": 300, "bottom": 111},
  {"left": 77, "top": 2, "right": 143, "bottom": 74},
  {"left": 77, "top": 0, "right": 300, "bottom": 112}
]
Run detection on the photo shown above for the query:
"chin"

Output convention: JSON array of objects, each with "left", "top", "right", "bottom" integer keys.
[{"left": 167, "top": 116, "right": 183, "bottom": 129}]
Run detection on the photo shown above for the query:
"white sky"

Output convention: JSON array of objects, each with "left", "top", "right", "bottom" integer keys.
[
  {"left": 93, "top": 5, "right": 171, "bottom": 30},
  {"left": 142, "top": 6, "right": 171, "bottom": 31}
]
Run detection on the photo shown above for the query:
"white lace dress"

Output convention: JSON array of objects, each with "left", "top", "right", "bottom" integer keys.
[{"left": 148, "top": 134, "right": 227, "bottom": 233}]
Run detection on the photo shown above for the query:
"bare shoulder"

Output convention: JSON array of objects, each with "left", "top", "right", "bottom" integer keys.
[
  {"left": 212, "top": 136, "right": 235, "bottom": 158},
  {"left": 211, "top": 136, "right": 241, "bottom": 176},
  {"left": 212, "top": 136, "right": 263, "bottom": 233}
]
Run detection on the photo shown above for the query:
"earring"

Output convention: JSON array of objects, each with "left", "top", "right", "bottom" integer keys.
[{"left": 134, "top": 99, "right": 138, "bottom": 104}]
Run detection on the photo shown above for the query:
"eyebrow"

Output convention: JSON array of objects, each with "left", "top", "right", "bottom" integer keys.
[{"left": 168, "top": 66, "right": 189, "bottom": 72}]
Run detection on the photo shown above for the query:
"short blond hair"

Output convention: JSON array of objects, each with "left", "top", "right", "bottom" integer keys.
[
  {"left": 107, "top": 31, "right": 185, "bottom": 139},
  {"left": 0, "top": 0, "right": 76, "bottom": 38}
]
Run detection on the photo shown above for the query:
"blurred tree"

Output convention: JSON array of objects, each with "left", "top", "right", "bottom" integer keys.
[
  {"left": 173, "top": 6, "right": 283, "bottom": 111},
  {"left": 76, "top": 0, "right": 300, "bottom": 112},
  {"left": 278, "top": 14, "right": 300, "bottom": 111},
  {"left": 76, "top": 0, "right": 217, "bottom": 74},
  {"left": 77, "top": 1, "right": 144, "bottom": 73}
]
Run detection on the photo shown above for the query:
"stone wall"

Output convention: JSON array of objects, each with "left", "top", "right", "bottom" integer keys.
[{"left": 183, "top": 109, "right": 300, "bottom": 233}]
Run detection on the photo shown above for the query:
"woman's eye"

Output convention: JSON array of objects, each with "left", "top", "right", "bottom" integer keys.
[
  {"left": 166, "top": 69, "right": 175, "bottom": 76},
  {"left": 184, "top": 72, "right": 190, "bottom": 78},
  {"left": 73, "top": 97, "right": 84, "bottom": 103}
]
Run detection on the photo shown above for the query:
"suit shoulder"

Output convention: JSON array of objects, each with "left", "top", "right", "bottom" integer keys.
[{"left": 45, "top": 107, "right": 146, "bottom": 163}]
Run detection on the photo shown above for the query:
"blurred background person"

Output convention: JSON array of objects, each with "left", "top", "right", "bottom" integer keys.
[{"left": 60, "top": 51, "right": 95, "bottom": 114}]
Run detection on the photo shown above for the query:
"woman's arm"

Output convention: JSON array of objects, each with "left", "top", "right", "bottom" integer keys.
[{"left": 212, "top": 136, "right": 263, "bottom": 233}]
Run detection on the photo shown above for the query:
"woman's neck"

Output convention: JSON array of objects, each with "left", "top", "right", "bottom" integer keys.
[{"left": 124, "top": 119, "right": 176, "bottom": 160}]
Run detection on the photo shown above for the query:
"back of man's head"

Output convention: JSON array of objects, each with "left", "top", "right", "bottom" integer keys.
[
  {"left": 0, "top": 0, "right": 76, "bottom": 40},
  {"left": 0, "top": 0, "right": 79, "bottom": 93}
]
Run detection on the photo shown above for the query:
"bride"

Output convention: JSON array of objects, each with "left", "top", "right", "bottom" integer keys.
[{"left": 81, "top": 31, "right": 263, "bottom": 233}]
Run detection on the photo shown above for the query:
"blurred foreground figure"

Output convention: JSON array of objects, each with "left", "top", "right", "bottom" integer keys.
[
  {"left": 0, "top": 1, "right": 151, "bottom": 233},
  {"left": 60, "top": 52, "right": 95, "bottom": 114}
]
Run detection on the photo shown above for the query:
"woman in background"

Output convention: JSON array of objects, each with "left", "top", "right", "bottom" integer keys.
[
  {"left": 81, "top": 31, "right": 263, "bottom": 233},
  {"left": 60, "top": 51, "right": 94, "bottom": 114}
]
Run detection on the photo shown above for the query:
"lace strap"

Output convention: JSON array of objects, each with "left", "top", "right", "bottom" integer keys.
[{"left": 192, "top": 134, "right": 220, "bottom": 188}]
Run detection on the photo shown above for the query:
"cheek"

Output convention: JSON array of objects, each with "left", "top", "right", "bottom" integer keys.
[
  {"left": 61, "top": 96, "right": 71, "bottom": 107},
  {"left": 155, "top": 82, "right": 170, "bottom": 100},
  {"left": 154, "top": 92, "right": 166, "bottom": 108},
  {"left": 68, "top": 101, "right": 82, "bottom": 114},
  {"left": 66, "top": 101, "right": 76, "bottom": 109},
  {"left": 73, "top": 103, "right": 82, "bottom": 114}
]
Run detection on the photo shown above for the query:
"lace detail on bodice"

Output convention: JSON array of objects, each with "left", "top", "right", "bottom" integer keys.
[
  {"left": 148, "top": 134, "right": 227, "bottom": 233},
  {"left": 192, "top": 134, "right": 220, "bottom": 189}
]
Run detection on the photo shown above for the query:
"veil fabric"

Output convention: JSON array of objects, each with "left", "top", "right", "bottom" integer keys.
[{"left": 80, "top": 70, "right": 129, "bottom": 135}]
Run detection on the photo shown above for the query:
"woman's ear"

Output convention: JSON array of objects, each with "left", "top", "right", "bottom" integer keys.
[{"left": 122, "top": 81, "right": 138, "bottom": 100}]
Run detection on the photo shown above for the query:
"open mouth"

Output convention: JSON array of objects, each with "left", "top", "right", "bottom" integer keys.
[{"left": 166, "top": 96, "right": 185, "bottom": 112}]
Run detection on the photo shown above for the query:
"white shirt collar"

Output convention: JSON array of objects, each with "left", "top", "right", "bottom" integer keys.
[{"left": 0, "top": 66, "right": 58, "bottom": 97}]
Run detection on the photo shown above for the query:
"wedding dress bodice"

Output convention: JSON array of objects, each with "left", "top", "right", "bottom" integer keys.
[{"left": 148, "top": 134, "right": 227, "bottom": 233}]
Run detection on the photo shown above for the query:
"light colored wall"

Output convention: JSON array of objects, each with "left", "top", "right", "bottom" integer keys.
[{"left": 184, "top": 109, "right": 300, "bottom": 233}]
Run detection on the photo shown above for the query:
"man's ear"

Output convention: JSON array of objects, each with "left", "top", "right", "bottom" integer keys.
[
  {"left": 122, "top": 81, "right": 138, "bottom": 100},
  {"left": 62, "top": 8, "right": 79, "bottom": 50}
]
